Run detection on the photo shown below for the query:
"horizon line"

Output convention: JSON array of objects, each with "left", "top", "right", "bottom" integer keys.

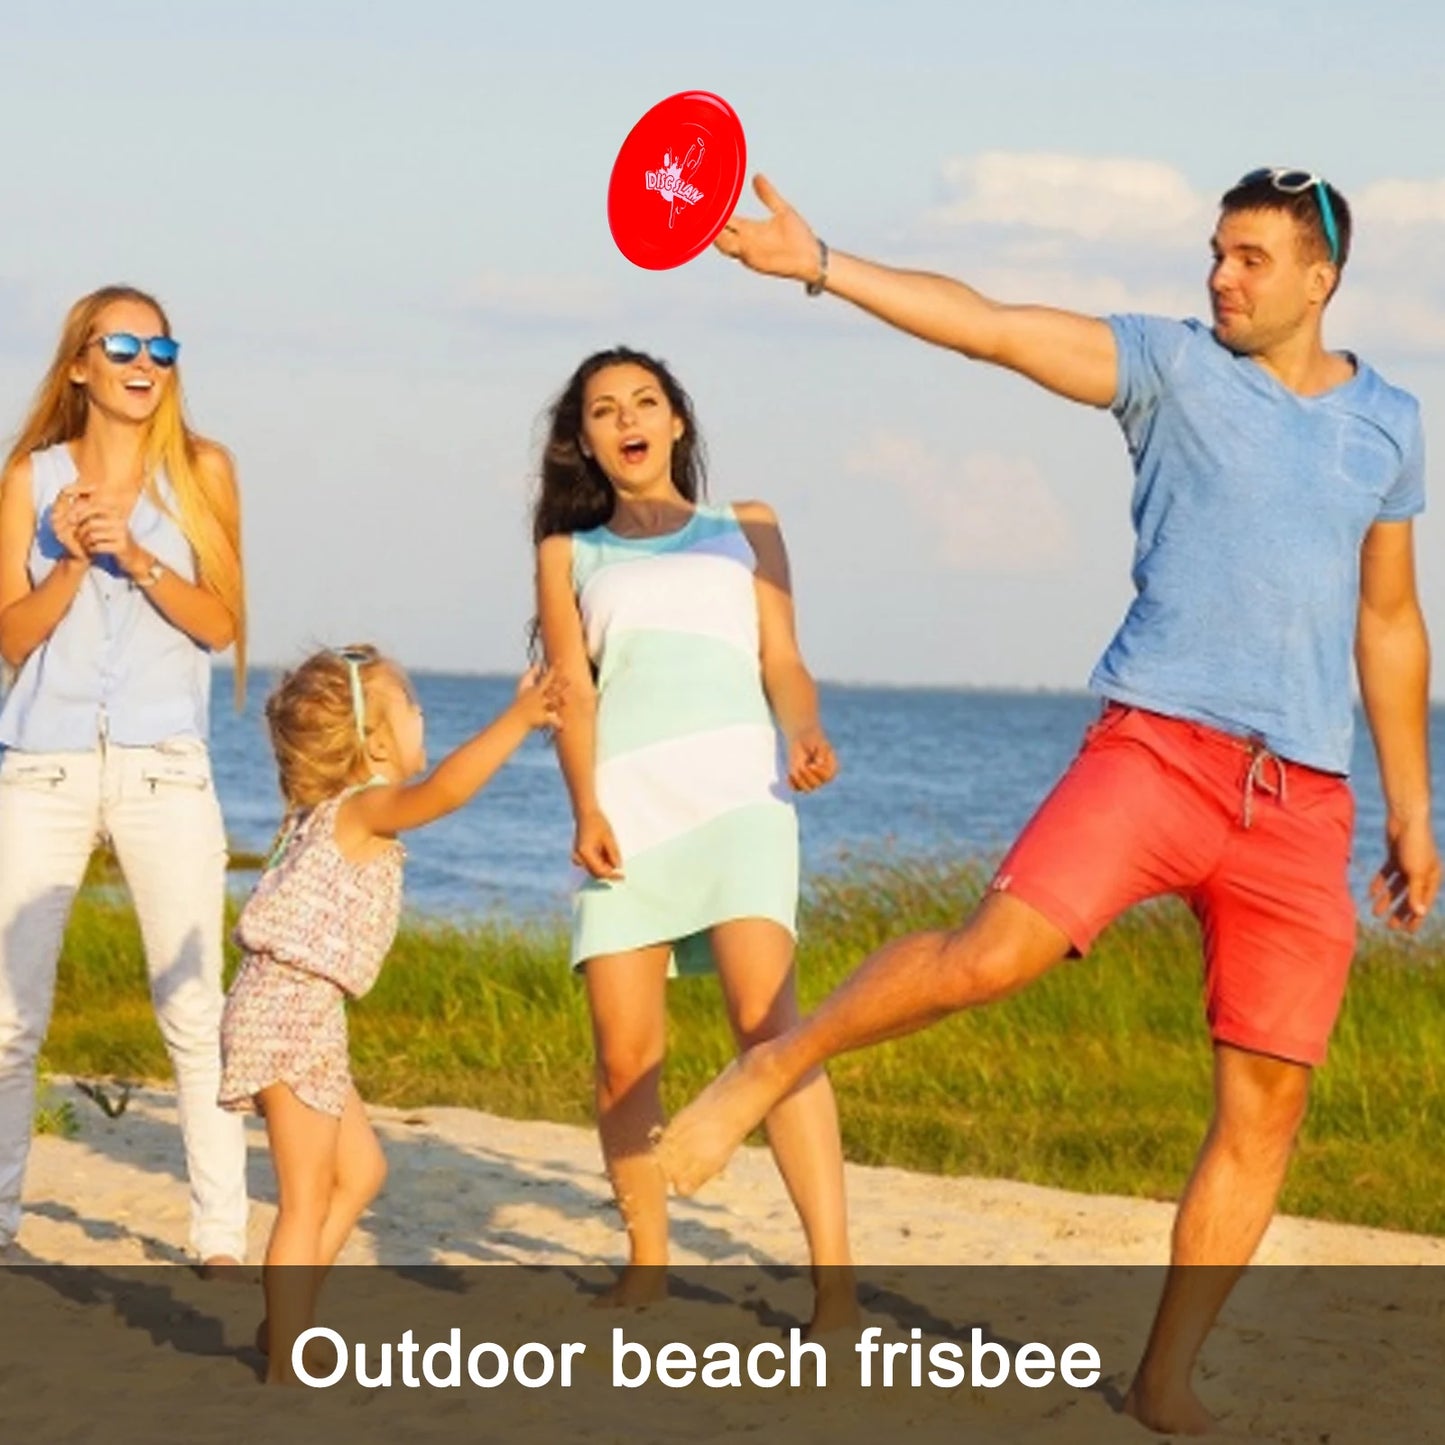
[{"left": 210, "top": 663, "right": 1445, "bottom": 704}]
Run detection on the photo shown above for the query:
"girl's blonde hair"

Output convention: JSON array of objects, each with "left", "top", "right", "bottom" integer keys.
[
  {"left": 265, "top": 645, "right": 399, "bottom": 811},
  {"left": 4, "top": 284, "right": 247, "bottom": 704}
]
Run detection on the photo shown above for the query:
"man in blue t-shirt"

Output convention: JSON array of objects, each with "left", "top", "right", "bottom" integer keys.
[{"left": 658, "top": 168, "right": 1439, "bottom": 1433}]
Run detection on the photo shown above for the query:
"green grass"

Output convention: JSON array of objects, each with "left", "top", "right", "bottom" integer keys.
[
  {"left": 32, "top": 1072, "right": 80, "bottom": 1139},
  {"left": 41, "top": 856, "right": 1445, "bottom": 1236},
  {"left": 80, "top": 843, "right": 266, "bottom": 889}
]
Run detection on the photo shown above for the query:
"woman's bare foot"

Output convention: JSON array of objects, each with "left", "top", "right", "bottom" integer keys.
[
  {"left": 590, "top": 1265, "right": 669, "bottom": 1310},
  {"left": 1123, "top": 1375, "right": 1216, "bottom": 1435},
  {"left": 806, "top": 1267, "right": 861, "bottom": 1338},
  {"left": 197, "top": 1254, "right": 252, "bottom": 1282},
  {"left": 655, "top": 1051, "right": 788, "bottom": 1195},
  {"left": 255, "top": 1316, "right": 338, "bottom": 1378}
]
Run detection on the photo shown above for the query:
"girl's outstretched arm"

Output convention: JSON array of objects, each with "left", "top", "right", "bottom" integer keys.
[
  {"left": 344, "top": 669, "right": 564, "bottom": 837},
  {"left": 736, "top": 499, "right": 838, "bottom": 794}
]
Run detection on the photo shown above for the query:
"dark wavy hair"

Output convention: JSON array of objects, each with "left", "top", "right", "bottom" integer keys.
[{"left": 530, "top": 346, "right": 707, "bottom": 545}]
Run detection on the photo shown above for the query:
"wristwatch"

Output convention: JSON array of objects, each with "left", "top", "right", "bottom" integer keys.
[{"left": 134, "top": 559, "right": 165, "bottom": 590}]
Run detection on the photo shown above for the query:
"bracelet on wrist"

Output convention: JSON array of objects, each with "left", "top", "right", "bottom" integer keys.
[{"left": 804, "top": 237, "right": 829, "bottom": 297}]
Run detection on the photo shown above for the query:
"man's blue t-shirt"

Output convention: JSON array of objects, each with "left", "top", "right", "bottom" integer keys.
[{"left": 1090, "top": 315, "right": 1425, "bottom": 775}]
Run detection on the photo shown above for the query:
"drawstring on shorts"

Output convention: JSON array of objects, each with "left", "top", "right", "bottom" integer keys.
[{"left": 1241, "top": 740, "right": 1287, "bottom": 829}]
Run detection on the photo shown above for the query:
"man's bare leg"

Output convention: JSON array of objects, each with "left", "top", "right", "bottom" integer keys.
[
  {"left": 657, "top": 892, "right": 1070, "bottom": 1194},
  {"left": 1124, "top": 1044, "right": 1311, "bottom": 1436}
]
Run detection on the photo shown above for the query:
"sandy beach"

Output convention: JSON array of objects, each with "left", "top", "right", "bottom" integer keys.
[
  {"left": 18, "top": 1078, "right": 1445, "bottom": 1270},
  {"left": 4, "top": 1079, "right": 1442, "bottom": 1444}
]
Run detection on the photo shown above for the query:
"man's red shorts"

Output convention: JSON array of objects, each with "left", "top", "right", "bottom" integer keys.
[{"left": 990, "top": 704, "right": 1357, "bottom": 1066}]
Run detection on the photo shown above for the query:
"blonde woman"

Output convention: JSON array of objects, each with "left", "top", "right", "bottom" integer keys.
[{"left": 0, "top": 285, "right": 248, "bottom": 1267}]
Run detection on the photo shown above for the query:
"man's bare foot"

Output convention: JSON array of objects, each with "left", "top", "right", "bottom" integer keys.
[
  {"left": 655, "top": 1051, "right": 786, "bottom": 1196},
  {"left": 590, "top": 1265, "right": 669, "bottom": 1310},
  {"left": 1123, "top": 1376, "right": 1215, "bottom": 1435}
]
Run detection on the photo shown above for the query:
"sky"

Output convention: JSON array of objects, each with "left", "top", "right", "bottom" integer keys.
[{"left": 2, "top": 0, "right": 1443, "bottom": 691}]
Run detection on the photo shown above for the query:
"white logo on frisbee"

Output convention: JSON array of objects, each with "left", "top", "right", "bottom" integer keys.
[{"left": 644, "top": 139, "right": 706, "bottom": 228}]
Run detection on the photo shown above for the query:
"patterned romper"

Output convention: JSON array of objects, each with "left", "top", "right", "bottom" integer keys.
[{"left": 219, "top": 792, "right": 403, "bottom": 1117}]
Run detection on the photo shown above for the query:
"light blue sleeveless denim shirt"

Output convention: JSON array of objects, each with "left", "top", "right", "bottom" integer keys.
[{"left": 0, "top": 444, "right": 212, "bottom": 751}]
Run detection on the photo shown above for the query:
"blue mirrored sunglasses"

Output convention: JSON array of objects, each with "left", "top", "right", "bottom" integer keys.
[
  {"left": 89, "top": 332, "right": 181, "bottom": 368},
  {"left": 1238, "top": 168, "right": 1340, "bottom": 265}
]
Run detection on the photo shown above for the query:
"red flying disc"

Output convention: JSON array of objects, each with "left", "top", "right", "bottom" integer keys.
[{"left": 607, "top": 91, "right": 747, "bottom": 270}]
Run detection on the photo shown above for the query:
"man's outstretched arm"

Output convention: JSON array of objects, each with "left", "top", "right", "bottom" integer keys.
[{"left": 716, "top": 174, "right": 1119, "bottom": 408}]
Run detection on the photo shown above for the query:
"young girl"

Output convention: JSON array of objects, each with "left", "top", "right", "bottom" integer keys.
[
  {"left": 533, "top": 347, "right": 854, "bottom": 1330},
  {"left": 219, "top": 644, "right": 562, "bottom": 1383}
]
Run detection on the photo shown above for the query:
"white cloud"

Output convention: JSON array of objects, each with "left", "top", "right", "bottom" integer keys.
[
  {"left": 928, "top": 152, "right": 1205, "bottom": 241},
  {"left": 904, "top": 152, "right": 1445, "bottom": 358},
  {"left": 1332, "top": 285, "right": 1445, "bottom": 355},
  {"left": 846, "top": 433, "right": 1074, "bottom": 573},
  {"left": 967, "top": 265, "right": 1200, "bottom": 319},
  {"left": 1354, "top": 179, "right": 1445, "bottom": 229}
]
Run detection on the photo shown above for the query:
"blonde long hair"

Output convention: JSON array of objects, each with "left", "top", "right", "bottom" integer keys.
[{"left": 5, "top": 285, "right": 247, "bottom": 704}]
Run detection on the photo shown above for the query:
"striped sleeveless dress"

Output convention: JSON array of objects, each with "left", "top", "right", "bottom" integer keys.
[{"left": 569, "top": 502, "right": 798, "bottom": 975}]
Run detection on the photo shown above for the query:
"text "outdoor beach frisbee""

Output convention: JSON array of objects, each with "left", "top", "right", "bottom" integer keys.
[{"left": 607, "top": 91, "right": 747, "bottom": 270}]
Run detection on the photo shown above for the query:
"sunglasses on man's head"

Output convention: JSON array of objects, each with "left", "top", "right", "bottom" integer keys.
[
  {"left": 88, "top": 332, "right": 181, "bottom": 368},
  {"left": 1237, "top": 168, "right": 1341, "bottom": 265}
]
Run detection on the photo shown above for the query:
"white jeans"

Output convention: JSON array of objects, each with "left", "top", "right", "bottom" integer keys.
[{"left": 0, "top": 739, "right": 248, "bottom": 1259}]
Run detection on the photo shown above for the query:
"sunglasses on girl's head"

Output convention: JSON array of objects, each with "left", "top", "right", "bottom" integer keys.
[
  {"left": 331, "top": 647, "right": 373, "bottom": 742},
  {"left": 87, "top": 332, "right": 181, "bottom": 368},
  {"left": 1237, "top": 167, "right": 1341, "bottom": 265},
  {"left": 331, "top": 648, "right": 420, "bottom": 736}
]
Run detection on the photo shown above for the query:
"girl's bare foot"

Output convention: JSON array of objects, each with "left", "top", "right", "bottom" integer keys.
[{"left": 590, "top": 1265, "right": 669, "bottom": 1310}]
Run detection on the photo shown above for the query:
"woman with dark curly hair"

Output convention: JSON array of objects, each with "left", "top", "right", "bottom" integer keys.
[{"left": 533, "top": 346, "right": 853, "bottom": 1325}]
